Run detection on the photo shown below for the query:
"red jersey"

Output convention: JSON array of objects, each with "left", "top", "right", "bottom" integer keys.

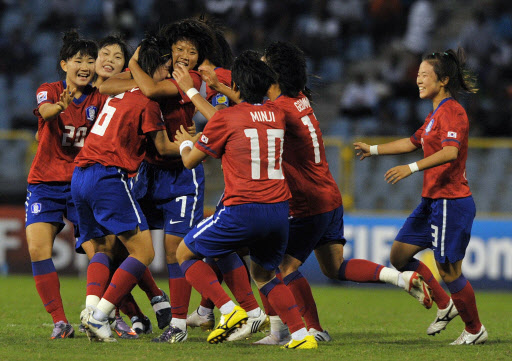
[
  {"left": 410, "top": 97, "right": 471, "bottom": 199},
  {"left": 75, "top": 88, "right": 166, "bottom": 174},
  {"left": 206, "top": 67, "right": 232, "bottom": 103},
  {"left": 28, "top": 81, "right": 107, "bottom": 183},
  {"left": 145, "top": 71, "right": 202, "bottom": 169},
  {"left": 274, "top": 94, "right": 343, "bottom": 217},
  {"left": 196, "top": 102, "right": 291, "bottom": 206}
]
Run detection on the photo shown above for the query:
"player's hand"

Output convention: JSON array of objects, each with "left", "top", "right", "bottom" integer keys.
[
  {"left": 174, "top": 124, "right": 193, "bottom": 146},
  {"left": 354, "top": 142, "right": 371, "bottom": 160},
  {"left": 172, "top": 64, "right": 195, "bottom": 94},
  {"left": 187, "top": 121, "right": 196, "bottom": 137},
  {"left": 198, "top": 64, "right": 220, "bottom": 90},
  {"left": 384, "top": 165, "right": 412, "bottom": 184},
  {"left": 131, "top": 46, "right": 140, "bottom": 62},
  {"left": 57, "top": 86, "right": 76, "bottom": 111}
]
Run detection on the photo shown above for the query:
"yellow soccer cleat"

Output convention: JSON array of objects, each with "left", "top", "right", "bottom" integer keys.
[
  {"left": 281, "top": 335, "right": 318, "bottom": 349},
  {"left": 207, "top": 305, "right": 248, "bottom": 344}
]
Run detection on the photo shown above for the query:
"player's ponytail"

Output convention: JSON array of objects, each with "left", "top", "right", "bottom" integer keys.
[
  {"left": 423, "top": 47, "right": 478, "bottom": 100},
  {"left": 58, "top": 30, "right": 97, "bottom": 76}
]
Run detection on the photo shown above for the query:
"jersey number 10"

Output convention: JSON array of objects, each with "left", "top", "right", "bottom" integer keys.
[{"left": 244, "top": 128, "right": 285, "bottom": 180}]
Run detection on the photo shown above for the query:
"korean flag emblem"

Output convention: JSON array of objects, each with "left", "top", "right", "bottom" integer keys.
[
  {"left": 447, "top": 131, "right": 457, "bottom": 138},
  {"left": 86, "top": 106, "right": 98, "bottom": 122},
  {"left": 201, "top": 134, "right": 209, "bottom": 144}
]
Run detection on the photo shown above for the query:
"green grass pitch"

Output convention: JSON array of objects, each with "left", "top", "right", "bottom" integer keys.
[{"left": 0, "top": 275, "right": 511, "bottom": 361}]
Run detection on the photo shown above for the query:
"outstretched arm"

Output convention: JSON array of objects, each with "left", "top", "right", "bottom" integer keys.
[
  {"left": 99, "top": 71, "right": 137, "bottom": 95},
  {"left": 39, "top": 85, "right": 75, "bottom": 121},
  {"left": 354, "top": 138, "right": 417, "bottom": 160}
]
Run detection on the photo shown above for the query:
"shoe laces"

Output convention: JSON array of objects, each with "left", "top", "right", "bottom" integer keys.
[{"left": 158, "top": 325, "right": 181, "bottom": 341}]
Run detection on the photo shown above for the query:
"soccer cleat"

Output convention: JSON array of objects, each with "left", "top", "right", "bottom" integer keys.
[
  {"left": 50, "top": 321, "right": 75, "bottom": 339},
  {"left": 281, "top": 335, "right": 318, "bottom": 349},
  {"left": 151, "top": 325, "right": 188, "bottom": 343},
  {"left": 113, "top": 315, "right": 139, "bottom": 339},
  {"left": 131, "top": 315, "right": 153, "bottom": 335},
  {"left": 253, "top": 333, "right": 291, "bottom": 346},
  {"left": 402, "top": 271, "right": 433, "bottom": 309},
  {"left": 187, "top": 307, "right": 215, "bottom": 331},
  {"left": 227, "top": 309, "right": 269, "bottom": 341},
  {"left": 151, "top": 289, "right": 172, "bottom": 330},
  {"left": 78, "top": 324, "right": 86, "bottom": 333},
  {"left": 80, "top": 306, "right": 117, "bottom": 342},
  {"left": 207, "top": 305, "right": 248, "bottom": 344},
  {"left": 427, "top": 298, "right": 459, "bottom": 335},
  {"left": 450, "top": 325, "right": 488, "bottom": 345},
  {"left": 308, "top": 328, "right": 332, "bottom": 342}
]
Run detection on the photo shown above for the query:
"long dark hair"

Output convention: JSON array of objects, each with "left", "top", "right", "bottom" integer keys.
[
  {"left": 422, "top": 48, "right": 478, "bottom": 100},
  {"left": 138, "top": 34, "right": 171, "bottom": 76}
]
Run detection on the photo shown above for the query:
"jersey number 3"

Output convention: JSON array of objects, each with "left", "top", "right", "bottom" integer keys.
[{"left": 244, "top": 128, "right": 284, "bottom": 180}]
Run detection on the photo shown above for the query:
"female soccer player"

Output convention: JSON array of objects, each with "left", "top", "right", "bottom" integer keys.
[
  {"left": 354, "top": 48, "right": 487, "bottom": 345},
  {"left": 173, "top": 50, "right": 317, "bottom": 349},
  {"left": 26, "top": 30, "right": 105, "bottom": 340},
  {"left": 75, "top": 36, "right": 188, "bottom": 343},
  {"left": 79, "top": 34, "right": 171, "bottom": 339}
]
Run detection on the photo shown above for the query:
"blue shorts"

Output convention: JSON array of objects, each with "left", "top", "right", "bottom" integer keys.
[
  {"left": 184, "top": 201, "right": 290, "bottom": 271},
  {"left": 71, "top": 163, "right": 148, "bottom": 250},
  {"left": 25, "top": 182, "right": 78, "bottom": 236},
  {"left": 132, "top": 161, "right": 205, "bottom": 237},
  {"left": 396, "top": 196, "right": 475, "bottom": 263},
  {"left": 286, "top": 205, "right": 346, "bottom": 263}
]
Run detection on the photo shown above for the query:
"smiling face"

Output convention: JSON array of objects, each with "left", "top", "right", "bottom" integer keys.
[
  {"left": 61, "top": 52, "right": 96, "bottom": 89},
  {"left": 417, "top": 60, "right": 448, "bottom": 102},
  {"left": 172, "top": 40, "right": 199, "bottom": 71},
  {"left": 95, "top": 44, "right": 125, "bottom": 80}
]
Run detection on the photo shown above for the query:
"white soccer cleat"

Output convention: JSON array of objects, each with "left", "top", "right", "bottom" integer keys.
[
  {"left": 187, "top": 307, "right": 215, "bottom": 331},
  {"left": 402, "top": 271, "right": 433, "bottom": 309},
  {"left": 253, "top": 333, "right": 291, "bottom": 345},
  {"left": 308, "top": 328, "right": 332, "bottom": 342},
  {"left": 227, "top": 309, "right": 269, "bottom": 341},
  {"left": 450, "top": 325, "right": 488, "bottom": 345},
  {"left": 80, "top": 306, "right": 117, "bottom": 343},
  {"left": 427, "top": 298, "right": 459, "bottom": 335}
]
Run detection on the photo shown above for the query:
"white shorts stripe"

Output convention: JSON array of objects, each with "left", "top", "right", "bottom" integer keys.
[
  {"left": 118, "top": 168, "right": 141, "bottom": 224},
  {"left": 441, "top": 199, "right": 447, "bottom": 257},
  {"left": 189, "top": 168, "right": 199, "bottom": 228},
  {"left": 193, "top": 207, "right": 225, "bottom": 239}
]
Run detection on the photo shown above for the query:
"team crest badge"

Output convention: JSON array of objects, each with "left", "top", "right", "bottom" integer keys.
[
  {"left": 86, "top": 106, "right": 98, "bottom": 122},
  {"left": 31, "top": 203, "right": 42, "bottom": 214},
  {"left": 37, "top": 91, "right": 48, "bottom": 104}
]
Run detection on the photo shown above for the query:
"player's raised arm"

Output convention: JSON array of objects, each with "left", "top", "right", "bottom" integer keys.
[
  {"left": 98, "top": 71, "right": 136, "bottom": 95},
  {"left": 199, "top": 64, "right": 241, "bottom": 104},
  {"left": 173, "top": 64, "right": 217, "bottom": 121}
]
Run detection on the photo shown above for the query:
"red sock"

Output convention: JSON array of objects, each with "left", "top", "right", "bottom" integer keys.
[
  {"left": 167, "top": 263, "right": 191, "bottom": 320},
  {"left": 402, "top": 259, "right": 450, "bottom": 309},
  {"left": 86, "top": 253, "right": 111, "bottom": 298},
  {"left": 217, "top": 253, "right": 259, "bottom": 312},
  {"left": 259, "top": 289, "right": 277, "bottom": 316},
  {"left": 137, "top": 267, "right": 162, "bottom": 300},
  {"left": 181, "top": 260, "right": 231, "bottom": 309},
  {"left": 200, "top": 258, "right": 222, "bottom": 309},
  {"left": 283, "top": 271, "right": 322, "bottom": 331},
  {"left": 32, "top": 259, "right": 67, "bottom": 323},
  {"left": 260, "top": 278, "right": 304, "bottom": 333},
  {"left": 119, "top": 292, "right": 144, "bottom": 319},
  {"left": 103, "top": 257, "right": 146, "bottom": 307},
  {"left": 448, "top": 276, "right": 482, "bottom": 334},
  {"left": 338, "top": 259, "right": 384, "bottom": 282}
]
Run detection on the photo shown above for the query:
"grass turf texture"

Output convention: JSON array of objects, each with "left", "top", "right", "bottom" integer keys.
[{"left": 0, "top": 275, "right": 510, "bottom": 361}]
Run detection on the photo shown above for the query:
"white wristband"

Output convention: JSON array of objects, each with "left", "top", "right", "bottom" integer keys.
[
  {"left": 179, "top": 140, "right": 194, "bottom": 155},
  {"left": 408, "top": 162, "right": 419, "bottom": 173},
  {"left": 186, "top": 88, "right": 199, "bottom": 99},
  {"left": 370, "top": 145, "right": 379, "bottom": 155}
]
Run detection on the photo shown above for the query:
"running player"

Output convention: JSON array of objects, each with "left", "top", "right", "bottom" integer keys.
[
  {"left": 173, "top": 50, "right": 317, "bottom": 349},
  {"left": 354, "top": 48, "right": 487, "bottom": 345},
  {"left": 26, "top": 30, "right": 104, "bottom": 340},
  {"left": 75, "top": 36, "right": 189, "bottom": 343}
]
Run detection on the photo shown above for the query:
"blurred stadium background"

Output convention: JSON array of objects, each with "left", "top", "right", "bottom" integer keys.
[{"left": 0, "top": 0, "right": 510, "bottom": 290}]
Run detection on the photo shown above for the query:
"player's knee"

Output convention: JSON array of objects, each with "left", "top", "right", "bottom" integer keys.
[{"left": 389, "top": 252, "right": 407, "bottom": 271}]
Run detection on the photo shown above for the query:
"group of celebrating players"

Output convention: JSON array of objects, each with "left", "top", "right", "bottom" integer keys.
[{"left": 25, "top": 15, "right": 487, "bottom": 350}]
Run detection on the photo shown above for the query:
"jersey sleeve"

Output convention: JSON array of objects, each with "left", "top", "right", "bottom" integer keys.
[
  {"left": 141, "top": 100, "right": 166, "bottom": 134},
  {"left": 410, "top": 122, "right": 426, "bottom": 148},
  {"left": 195, "top": 111, "right": 228, "bottom": 159},
  {"left": 438, "top": 109, "right": 467, "bottom": 149},
  {"left": 33, "top": 83, "right": 58, "bottom": 116}
]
